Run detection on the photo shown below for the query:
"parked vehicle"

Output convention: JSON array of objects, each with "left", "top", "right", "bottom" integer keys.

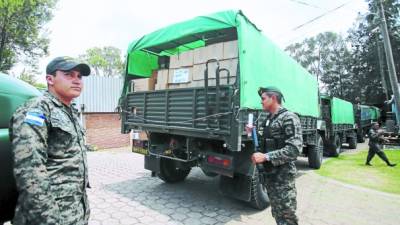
[
  {"left": 0, "top": 73, "right": 41, "bottom": 223},
  {"left": 119, "top": 10, "right": 325, "bottom": 209},
  {"left": 320, "top": 95, "right": 358, "bottom": 157},
  {"left": 354, "top": 104, "right": 381, "bottom": 143}
]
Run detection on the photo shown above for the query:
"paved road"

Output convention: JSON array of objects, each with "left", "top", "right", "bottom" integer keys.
[{"left": 86, "top": 145, "right": 400, "bottom": 225}]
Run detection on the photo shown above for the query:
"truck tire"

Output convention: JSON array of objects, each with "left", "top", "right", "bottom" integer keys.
[
  {"left": 348, "top": 136, "right": 357, "bottom": 149},
  {"left": 249, "top": 169, "right": 270, "bottom": 210},
  {"left": 330, "top": 135, "right": 341, "bottom": 157},
  {"left": 157, "top": 158, "right": 191, "bottom": 183},
  {"left": 308, "top": 134, "right": 323, "bottom": 169}
]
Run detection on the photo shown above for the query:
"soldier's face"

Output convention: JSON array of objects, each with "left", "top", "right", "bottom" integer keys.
[
  {"left": 47, "top": 70, "right": 83, "bottom": 103},
  {"left": 261, "top": 93, "right": 273, "bottom": 112}
]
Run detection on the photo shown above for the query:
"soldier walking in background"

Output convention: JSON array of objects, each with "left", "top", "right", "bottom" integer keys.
[
  {"left": 10, "top": 57, "right": 92, "bottom": 225},
  {"left": 366, "top": 122, "right": 396, "bottom": 167},
  {"left": 247, "top": 86, "right": 302, "bottom": 225}
]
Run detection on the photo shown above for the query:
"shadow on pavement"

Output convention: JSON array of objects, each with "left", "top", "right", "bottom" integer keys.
[{"left": 102, "top": 168, "right": 263, "bottom": 224}]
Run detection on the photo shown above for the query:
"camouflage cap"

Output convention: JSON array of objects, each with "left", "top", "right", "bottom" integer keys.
[
  {"left": 258, "top": 86, "right": 285, "bottom": 102},
  {"left": 46, "top": 56, "right": 91, "bottom": 76}
]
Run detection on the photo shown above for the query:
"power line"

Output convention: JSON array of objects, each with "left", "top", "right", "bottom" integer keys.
[
  {"left": 292, "top": 1, "right": 353, "bottom": 31},
  {"left": 279, "top": 1, "right": 356, "bottom": 46},
  {"left": 288, "top": 0, "right": 325, "bottom": 10}
]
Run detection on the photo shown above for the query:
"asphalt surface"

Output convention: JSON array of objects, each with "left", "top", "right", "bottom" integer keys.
[
  {"left": 85, "top": 143, "right": 400, "bottom": 225},
  {"left": 5, "top": 143, "right": 399, "bottom": 225}
]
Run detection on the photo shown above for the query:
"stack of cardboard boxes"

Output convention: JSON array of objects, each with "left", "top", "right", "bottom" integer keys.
[
  {"left": 133, "top": 40, "right": 238, "bottom": 92},
  {"left": 158, "top": 40, "right": 238, "bottom": 90},
  {"left": 130, "top": 40, "right": 238, "bottom": 149}
]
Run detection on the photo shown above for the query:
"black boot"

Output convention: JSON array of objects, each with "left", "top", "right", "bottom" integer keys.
[
  {"left": 365, "top": 162, "right": 372, "bottom": 166},
  {"left": 377, "top": 151, "right": 396, "bottom": 167}
]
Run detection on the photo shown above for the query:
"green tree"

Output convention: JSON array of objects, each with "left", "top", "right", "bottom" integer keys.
[
  {"left": 18, "top": 61, "right": 46, "bottom": 90},
  {"left": 347, "top": 0, "right": 400, "bottom": 105},
  {"left": 0, "top": 0, "right": 58, "bottom": 72},
  {"left": 19, "top": 68, "right": 37, "bottom": 85},
  {"left": 285, "top": 32, "right": 352, "bottom": 100},
  {"left": 79, "top": 46, "right": 125, "bottom": 76}
]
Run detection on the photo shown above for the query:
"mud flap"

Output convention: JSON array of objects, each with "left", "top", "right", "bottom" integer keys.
[
  {"left": 144, "top": 155, "right": 160, "bottom": 173},
  {"left": 219, "top": 173, "right": 252, "bottom": 202}
]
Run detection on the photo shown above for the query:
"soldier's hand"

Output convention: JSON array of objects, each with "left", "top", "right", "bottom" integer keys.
[
  {"left": 251, "top": 152, "right": 266, "bottom": 164},
  {"left": 245, "top": 124, "right": 253, "bottom": 135}
]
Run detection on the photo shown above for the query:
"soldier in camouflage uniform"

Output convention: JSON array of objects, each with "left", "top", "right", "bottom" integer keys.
[
  {"left": 10, "top": 56, "right": 91, "bottom": 225},
  {"left": 366, "top": 122, "right": 396, "bottom": 167},
  {"left": 250, "top": 86, "right": 301, "bottom": 225}
]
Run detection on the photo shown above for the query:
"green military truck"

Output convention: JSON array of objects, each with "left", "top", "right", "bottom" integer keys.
[
  {"left": 320, "top": 96, "right": 358, "bottom": 156},
  {"left": 0, "top": 73, "right": 41, "bottom": 223},
  {"left": 119, "top": 10, "right": 325, "bottom": 209},
  {"left": 354, "top": 104, "right": 381, "bottom": 143}
]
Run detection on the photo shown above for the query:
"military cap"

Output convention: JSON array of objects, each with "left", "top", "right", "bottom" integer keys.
[
  {"left": 46, "top": 56, "right": 91, "bottom": 76},
  {"left": 258, "top": 86, "right": 285, "bottom": 99}
]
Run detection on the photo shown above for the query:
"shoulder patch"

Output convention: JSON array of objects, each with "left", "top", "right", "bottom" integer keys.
[{"left": 24, "top": 111, "right": 46, "bottom": 127}]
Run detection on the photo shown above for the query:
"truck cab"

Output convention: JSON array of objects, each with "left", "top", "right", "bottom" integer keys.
[{"left": 0, "top": 73, "right": 41, "bottom": 223}]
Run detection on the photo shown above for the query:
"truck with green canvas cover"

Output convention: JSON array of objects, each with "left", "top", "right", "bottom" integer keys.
[
  {"left": 320, "top": 95, "right": 357, "bottom": 156},
  {"left": 0, "top": 73, "right": 42, "bottom": 223},
  {"left": 119, "top": 10, "right": 323, "bottom": 209},
  {"left": 354, "top": 104, "right": 381, "bottom": 143}
]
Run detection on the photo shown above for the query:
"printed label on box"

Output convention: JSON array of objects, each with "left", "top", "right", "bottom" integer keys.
[{"left": 171, "top": 68, "right": 190, "bottom": 83}]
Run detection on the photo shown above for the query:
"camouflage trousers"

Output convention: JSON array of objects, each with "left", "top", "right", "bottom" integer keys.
[
  {"left": 58, "top": 198, "right": 89, "bottom": 225},
  {"left": 13, "top": 197, "right": 89, "bottom": 225},
  {"left": 264, "top": 174, "right": 298, "bottom": 225}
]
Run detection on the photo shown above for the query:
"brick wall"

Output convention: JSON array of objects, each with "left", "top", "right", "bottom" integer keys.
[{"left": 84, "top": 113, "right": 129, "bottom": 149}]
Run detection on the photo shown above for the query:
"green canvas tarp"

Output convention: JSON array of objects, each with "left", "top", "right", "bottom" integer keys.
[
  {"left": 331, "top": 97, "right": 355, "bottom": 125},
  {"left": 370, "top": 106, "right": 380, "bottom": 120},
  {"left": 124, "top": 10, "right": 319, "bottom": 117},
  {"left": 359, "top": 105, "right": 371, "bottom": 121}
]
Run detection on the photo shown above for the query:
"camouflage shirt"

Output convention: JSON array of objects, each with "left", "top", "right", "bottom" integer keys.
[
  {"left": 368, "top": 128, "right": 384, "bottom": 146},
  {"left": 10, "top": 91, "right": 89, "bottom": 225},
  {"left": 261, "top": 107, "right": 302, "bottom": 175}
]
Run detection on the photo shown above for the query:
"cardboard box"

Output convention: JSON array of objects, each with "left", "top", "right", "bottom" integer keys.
[
  {"left": 169, "top": 50, "right": 194, "bottom": 68},
  {"left": 192, "top": 58, "right": 238, "bottom": 81},
  {"left": 193, "top": 43, "right": 224, "bottom": 64},
  {"left": 223, "top": 40, "right": 238, "bottom": 59},
  {"left": 155, "top": 69, "right": 169, "bottom": 90},
  {"left": 134, "top": 78, "right": 155, "bottom": 91},
  {"left": 168, "top": 67, "right": 193, "bottom": 84}
]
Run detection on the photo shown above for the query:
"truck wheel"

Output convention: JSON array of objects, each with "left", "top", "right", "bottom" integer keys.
[
  {"left": 157, "top": 158, "right": 191, "bottom": 183},
  {"left": 348, "top": 136, "right": 357, "bottom": 149},
  {"left": 249, "top": 169, "right": 270, "bottom": 210},
  {"left": 330, "top": 135, "right": 341, "bottom": 157},
  {"left": 357, "top": 131, "right": 365, "bottom": 143},
  {"left": 308, "top": 134, "right": 323, "bottom": 169}
]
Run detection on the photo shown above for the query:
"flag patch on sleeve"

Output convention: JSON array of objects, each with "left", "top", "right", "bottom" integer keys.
[{"left": 24, "top": 112, "right": 46, "bottom": 126}]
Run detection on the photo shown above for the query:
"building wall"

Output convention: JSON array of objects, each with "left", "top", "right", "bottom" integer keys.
[
  {"left": 73, "top": 76, "right": 126, "bottom": 149},
  {"left": 84, "top": 113, "right": 129, "bottom": 149},
  {"left": 76, "top": 76, "right": 123, "bottom": 113}
]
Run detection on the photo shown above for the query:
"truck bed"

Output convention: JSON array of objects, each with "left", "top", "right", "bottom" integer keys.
[{"left": 122, "top": 85, "right": 235, "bottom": 139}]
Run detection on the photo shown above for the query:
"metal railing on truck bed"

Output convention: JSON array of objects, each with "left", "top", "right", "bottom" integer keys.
[{"left": 122, "top": 85, "right": 235, "bottom": 140}]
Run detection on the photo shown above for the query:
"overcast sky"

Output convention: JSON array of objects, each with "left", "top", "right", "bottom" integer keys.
[{"left": 18, "top": 0, "right": 369, "bottom": 83}]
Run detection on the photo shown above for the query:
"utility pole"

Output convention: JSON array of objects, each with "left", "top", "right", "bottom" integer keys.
[
  {"left": 377, "top": 40, "right": 389, "bottom": 100},
  {"left": 378, "top": 0, "right": 400, "bottom": 121}
]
